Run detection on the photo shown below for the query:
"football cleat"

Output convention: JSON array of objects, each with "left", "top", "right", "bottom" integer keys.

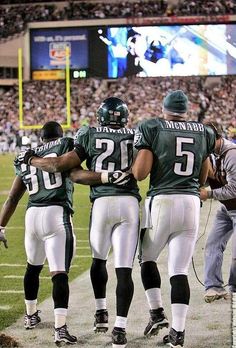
[
  {"left": 144, "top": 307, "right": 169, "bottom": 337},
  {"left": 163, "top": 327, "right": 185, "bottom": 347},
  {"left": 54, "top": 324, "right": 77, "bottom": 346},
  {"left": 111, "top": 327, "right": 127, "bottom": 348},
  {"left": 93, "top": 309, "right": 108, "bottom": 333},
  {"left": 204, "top": 287, "right": 228, "bottom": 303},
  {"left": 24, "top": 310, "right": 41, "bottom": 329}
]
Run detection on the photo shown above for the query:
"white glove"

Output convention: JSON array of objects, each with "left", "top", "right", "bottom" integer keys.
[
  {"left": 0, "top": 226, "right": 8, "bottom": 248},
  {"left": 101, "top": 170, "right": 132, "bottom": 185}
]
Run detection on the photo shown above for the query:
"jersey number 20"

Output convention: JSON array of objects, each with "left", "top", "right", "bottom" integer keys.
[{"left": 95, "top": 139, "right": 133, "bottom": 172}]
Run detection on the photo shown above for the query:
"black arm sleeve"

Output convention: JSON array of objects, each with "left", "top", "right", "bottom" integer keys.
[{"left": 73, "top": 144, "right": 87, "bottom": 162}]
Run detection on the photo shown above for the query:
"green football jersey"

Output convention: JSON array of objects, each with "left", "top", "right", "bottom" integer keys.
[
  {"left": 74, "top": 125, "right": 141, "bottom": 202},
  {"left": 15, "top": 137, "right": 74, "bottom": 213},
  {"left": 134, "top": 118, "right": 216, "bottom": 197}
]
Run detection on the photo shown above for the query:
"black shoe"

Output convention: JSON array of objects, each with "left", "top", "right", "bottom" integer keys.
[
  {"left": 144, "top": 308, "right": 169, "bottom": 337},
  {"left": 163, "top": 327, "right": 185, "bottom": 347},
  {"left": 24, "top": 310, "right": 41, "bottom": 329},
  {"left": 112, "top": 327, "right": 127, "bottom": 347},
  {"left": 54, "top": 324, "right": 77, "bottom": 345},
  {"left": 93, "top": 309, "right": 108, "bottom": 333}
]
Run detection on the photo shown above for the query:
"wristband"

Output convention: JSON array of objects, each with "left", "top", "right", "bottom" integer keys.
[
  {"left": 27, "top": 156, "right": 34, "bottom": 165},
  {"left": 101, "top": 172, "right": 109, "bottom": 184}
]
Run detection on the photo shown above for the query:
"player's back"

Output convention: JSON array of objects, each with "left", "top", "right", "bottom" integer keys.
[
  {"left": 15, "top": 137, "right": 74, "bottom": 213},
  {"left": 74, "top": 125, "right": 141, "bottom": 201},
  {"left": 136, "top": 118, "right": 215, "bottom": 197}
]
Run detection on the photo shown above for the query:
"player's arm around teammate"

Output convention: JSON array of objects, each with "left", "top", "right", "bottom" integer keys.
[
  {"left": 18, "top": 145, "right": 131, "bottom": 186},
  {"left": 18, "top": 98, "right": 140, "bottom": 348}
]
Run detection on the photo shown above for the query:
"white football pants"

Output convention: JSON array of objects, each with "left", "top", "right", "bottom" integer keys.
[
  {"left": 90, "top": 196, "right": 140, "bottom": 268},
  {"left": 25, "top": 206, "right": 76, "bottom": 272},
  {"left": 141, "top": 194, "right": 200, "bottom": 277}
]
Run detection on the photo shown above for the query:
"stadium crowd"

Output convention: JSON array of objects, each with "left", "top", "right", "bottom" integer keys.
[
  {"left": 1, "top": 0, "right": 236, "bottom": 40},
  {"left": 0, "top": 75, "right": 236, "bottom": 153}
]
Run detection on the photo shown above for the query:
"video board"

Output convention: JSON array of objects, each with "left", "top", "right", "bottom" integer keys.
[
  {"left": 92, "top": 24, "right": 236, "bottom": 78},
  {"left": 30, "top": 24, "right": 236, "bottom": 79}
]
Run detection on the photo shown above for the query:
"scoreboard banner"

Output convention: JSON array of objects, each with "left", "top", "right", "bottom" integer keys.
[
  {"left": 30, "top": 28, "right": 88, "bottom": 70},
  {"left": 32, "top": 70, "right": 65, "bottom": 80}
]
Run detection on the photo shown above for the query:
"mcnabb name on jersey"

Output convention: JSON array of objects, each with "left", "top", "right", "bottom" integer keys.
[{"left": 164, "top": 121, "right": 204, "bottom": 132}]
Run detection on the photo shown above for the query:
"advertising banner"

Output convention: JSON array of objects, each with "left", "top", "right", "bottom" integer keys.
[{"left": 30, "top": 27, "right": 88, "bottom": 71}]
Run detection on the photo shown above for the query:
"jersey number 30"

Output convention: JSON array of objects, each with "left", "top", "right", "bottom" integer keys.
[{"left": 21, "top": 153, "right": 63, "bottom": 195}]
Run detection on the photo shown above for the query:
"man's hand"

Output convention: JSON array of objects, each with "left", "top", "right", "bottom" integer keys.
[
  {"left": 101, "top": 170, "right": 133, "bottom": 185},
  {"left": 0, "top": 227, "right": 8, "bottom": 248},
  {"left": 200, "top": 188, "right": 213, "bottom": 201},
  {"left": 15, "top": 149, "right": 38, "bottom": 166}
]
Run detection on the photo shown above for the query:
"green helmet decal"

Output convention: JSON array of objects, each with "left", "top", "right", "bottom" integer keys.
[{"left": 97, "top": 97, "right": 129, "bottom": 127}]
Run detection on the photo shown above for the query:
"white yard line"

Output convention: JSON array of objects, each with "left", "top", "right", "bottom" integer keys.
[
  {"left": 4, "top": 275, "right": 51, "bottom": 280},
  {"left": 76, "top": 246, "right": 90, "bottom": 249},
  {"left": 0, "top": 290, "right": 24, "bottom": 294},
  {"left": 74, "top": 227, "right": 88, "bottom": 230},
  {"left": 0, "top": 264, "right": 26, "bottom": 267},
  {"left": 0, "top": 305, "right": 12, "bottom": 310},
  {"left": 5, "top": 226, "right": 88, "bottom": 231},
  {"left": 0, "top": 263, "right": 80, "bottom": 268}
]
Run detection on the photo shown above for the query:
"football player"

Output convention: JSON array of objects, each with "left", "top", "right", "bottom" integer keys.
[
  {"left": 132, "top": 90, "right": 215, "bottom": 348},
  {"left": 0, "top": 121, "right": 77, "bottom": 345},
  {"left": 17, "top": 97, "right": 140, "bottom": 348}
]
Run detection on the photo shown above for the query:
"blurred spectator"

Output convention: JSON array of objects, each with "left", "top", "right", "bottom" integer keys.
[{"left": 227, "top": 117, "right": 236, "bottom": 143}]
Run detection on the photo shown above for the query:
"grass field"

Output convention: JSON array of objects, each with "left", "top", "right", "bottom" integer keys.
[{"left": 0, "top": 154, "right": 148, "bottom": 331}]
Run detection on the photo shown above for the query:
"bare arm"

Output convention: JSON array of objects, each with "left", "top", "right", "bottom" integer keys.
[
  {"left": 199, "top": 157, "right": 215, "bottom": 201},
  {"left": 31, "top": 150, "right": 81, "bottom": 173},
  {"left": 0, "top": 176, "right": 26, "bottom": 227},
  {"left": 207, "top": 158, "right": 215, "bottom": 179},
  {"left": 199, "top": 157, "right": 210, "bottom": 187},
  {"left": 70, "top": 167, "right": 102, "bottom": 185},
  {"left": 132, "top": 149, "right": 153, "bottom": 181}
]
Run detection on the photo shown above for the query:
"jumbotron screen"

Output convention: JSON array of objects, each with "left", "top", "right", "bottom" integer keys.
[
  {"left": 30, "top": 24, "right": 236, "bottom": 79},
  {"left": 92, "top": 24, "right": 236, "bottom": 78}
]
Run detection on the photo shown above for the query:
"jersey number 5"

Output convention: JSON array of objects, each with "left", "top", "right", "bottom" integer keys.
[{"left": 174, "top": 137, "right": 195, "bottom": 176}]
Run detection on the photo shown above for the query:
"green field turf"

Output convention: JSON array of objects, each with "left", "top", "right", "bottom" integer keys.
[{"left": 0, "top": 154, "right": 148, "bottom": 331}]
